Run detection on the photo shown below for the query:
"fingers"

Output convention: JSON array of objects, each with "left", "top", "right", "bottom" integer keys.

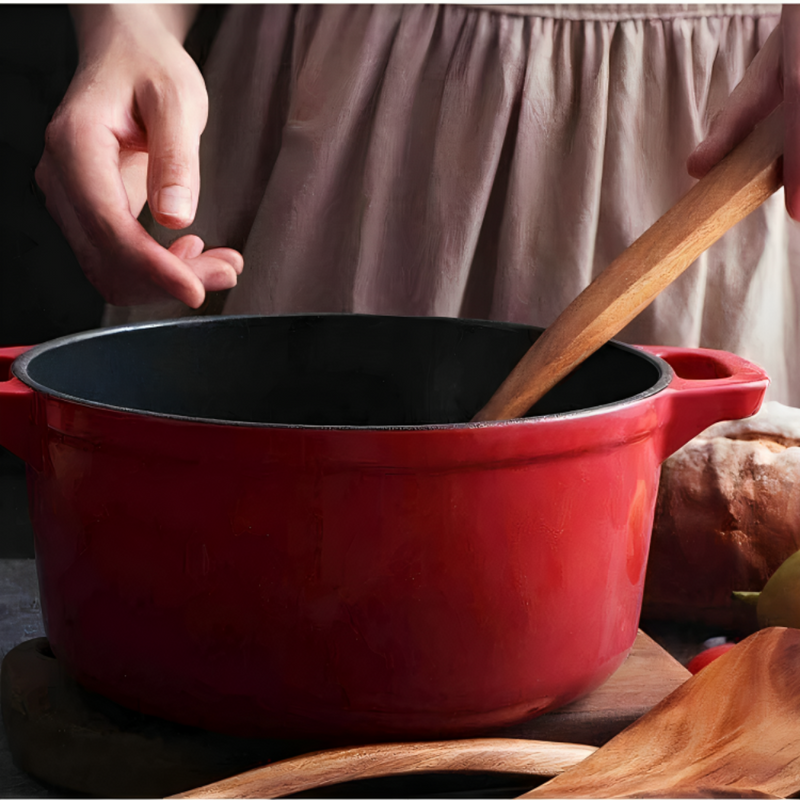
[
  {"left": 115, "top": 228, "right": 208, "bottom": 308},
  {"left": 37, "top": 122, "right": 244, "bottom": 308},
  {"left": 687, "top": 24, "right": 783, "bottom": 179},
  {"left": 137, "top": 66, "right": 209, "bottom": 230},
  {"left": 37, "top": 115, "right": 207, "bottom": 307},
  {"left": 783, "top": 5, "right": 800, "bottom": 219},
  {"left": 168, "top": 236, "right": 244, "bottom": 294},
  {"left": 37, "top": 116, "right": 244, "bottom": 308},
  {"left": 168, "top": 234, "right": 206, "bottom": 260},
  {"left": 43, "top": 115, "right": 140, "bottom": 249}
]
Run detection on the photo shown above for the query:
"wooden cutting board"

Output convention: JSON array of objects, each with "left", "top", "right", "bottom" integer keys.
[{"left": 1, "top": 632, "right": 688, "bottom": 798}]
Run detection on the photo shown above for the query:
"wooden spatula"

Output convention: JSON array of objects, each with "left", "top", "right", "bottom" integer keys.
[
  {"left": 170, "top": 738, "right": 597, "bottom": 798},
  {"left": 473, "top": 107, "right": 784, "bottom": 421},
  {"left": 524, "top": 626, "right": 800, "bottom": 798},
  {"left": 173, "top": 627, "right": 800, "bottom": 799}
]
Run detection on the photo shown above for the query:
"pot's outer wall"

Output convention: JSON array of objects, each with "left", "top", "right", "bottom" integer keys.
[
  {"left": 0, "top": 315, "right": 769, "bottom": 738},
  {"left": 31, "top": 409, "right": 659, "bottom": 737}
]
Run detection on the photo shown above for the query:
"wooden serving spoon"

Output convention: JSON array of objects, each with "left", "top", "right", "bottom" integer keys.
[
  {"left": 170, "top": 738, "right": 596, "bottom": 798},
  {"left": 473, "top": 106, "right": 785, "bottom": 422},
  {"left": 172, "top": 627, "right": 800, "bottom": 799},
  {"left": 523, "top": 626, "right": 800, "bottom": 798}
]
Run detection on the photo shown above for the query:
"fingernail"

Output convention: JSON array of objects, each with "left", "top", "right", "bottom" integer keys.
[{"left": 156, "top": 185, "right": 192, "bottom": 219}]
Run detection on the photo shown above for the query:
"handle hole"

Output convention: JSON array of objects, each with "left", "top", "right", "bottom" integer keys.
[{"left": 664, "top": 352, "right": 733, "bottom": 380}]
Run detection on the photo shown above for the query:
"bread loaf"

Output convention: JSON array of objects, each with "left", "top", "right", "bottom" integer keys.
[{"left": 641, "top": 401, "right": 800, "bottom": 631}]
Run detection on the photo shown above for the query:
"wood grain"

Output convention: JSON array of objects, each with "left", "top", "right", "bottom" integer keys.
[
  {"left": 473, "top": 106, "right": 784, "bottom": 422},
  {"left": 523, "top": 626, "right": 800, "bottom": 799},
  {"left": 170, "top": 738, "right": 598, "bottom": 799}
]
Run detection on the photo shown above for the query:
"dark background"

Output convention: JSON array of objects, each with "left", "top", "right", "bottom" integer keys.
[
  {"left": 0, "top": 5, "right": 103, "bottom": 347},
  {"left": 0, "top": 5, "right": 224, "bottom": 557},
  {"left": 1, "top": 6, "right": 100, "bottom": 558}
]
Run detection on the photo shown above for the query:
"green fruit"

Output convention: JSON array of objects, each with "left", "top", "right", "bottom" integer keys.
[{"left": 732, "top": 549, "right": 800, "bottom": 629}]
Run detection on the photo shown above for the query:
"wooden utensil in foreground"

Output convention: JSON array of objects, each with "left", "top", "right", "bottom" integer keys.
[
  {"left": 171, "top": 738, "right": 597, "bottom": 799},
  {"left": 174, "top": 627, "right": 800, "bottom": 799},
  {"left": 473, "top": 106, "right": 784, "bottom": 421},
  {"left": 524, "top": 626, "right": 800, "bottom": 798}
]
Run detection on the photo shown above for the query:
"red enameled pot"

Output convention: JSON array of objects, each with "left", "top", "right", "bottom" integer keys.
[{"left": 0, "top": 314, "right": 767, "bottom": 739}]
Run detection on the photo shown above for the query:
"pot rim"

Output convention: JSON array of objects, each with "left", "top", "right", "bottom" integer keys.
[{"left": 11, "top": 313, "right": 673, "bottom": 431}]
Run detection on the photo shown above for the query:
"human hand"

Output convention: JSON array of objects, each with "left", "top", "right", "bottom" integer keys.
[
  {"left": 687, "top": 6, "right": 800, "bottom": 219},
  {"left": 35, "top": 4, "right": 243, "bottom": 308}
]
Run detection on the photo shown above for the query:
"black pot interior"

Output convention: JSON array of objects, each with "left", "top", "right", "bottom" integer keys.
[{"left": 17, "top": 315, "right": 666, "bottom": 427}]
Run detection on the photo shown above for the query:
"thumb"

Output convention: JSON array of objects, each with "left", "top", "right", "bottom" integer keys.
[{"left": 137, "top": 68, "right": 209, "bottom": 230}]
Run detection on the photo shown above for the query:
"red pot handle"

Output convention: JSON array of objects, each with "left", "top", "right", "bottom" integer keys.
[
  {"left": 638, "top": 345, "right": 769, "bottom": 461},
  {"left": 0, "top": 345, "right": 42, "bottom": 470}
]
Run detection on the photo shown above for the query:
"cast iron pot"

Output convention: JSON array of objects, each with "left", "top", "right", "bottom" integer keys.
[{"left": 0, "top": 314, "right": 767, "bottom": 739}]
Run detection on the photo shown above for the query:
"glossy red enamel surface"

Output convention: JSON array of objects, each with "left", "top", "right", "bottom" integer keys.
[{"left": 0, "top": 335, "right": 768, "bottom": 739}]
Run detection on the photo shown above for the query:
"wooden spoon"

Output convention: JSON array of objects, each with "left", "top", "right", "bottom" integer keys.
[
  {"left": 523, "top": 626, "right": 800, "bottom": 798},
  {"left": 172, "top": 627, "right": 800, "bottom": 798},
  {"left": 170, "top": 738, "right": 597, "bottom": 799},
  {"left": 473, "top": 106, "right": 784, "bottom": 422}
]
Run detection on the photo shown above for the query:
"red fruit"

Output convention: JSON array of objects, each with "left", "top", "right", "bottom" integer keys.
[{"left": 686, "top": 643, "right": 736, "bottom": 674}]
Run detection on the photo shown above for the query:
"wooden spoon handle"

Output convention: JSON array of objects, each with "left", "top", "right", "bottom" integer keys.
[
  {"left": 473, "top": 105, "right": 785, "bottom": 422},
  {"left": 169, "top": 738, "right": 596, "bottom": 799}
]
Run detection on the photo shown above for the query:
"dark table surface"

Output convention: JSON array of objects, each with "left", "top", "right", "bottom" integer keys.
[{"left": 0, "top": 559, "right": 54, "bottom": 798}]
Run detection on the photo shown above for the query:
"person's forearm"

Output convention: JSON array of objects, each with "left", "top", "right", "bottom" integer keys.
[{"left": 69, "top": 4, "right": 200, "bottom": 57}]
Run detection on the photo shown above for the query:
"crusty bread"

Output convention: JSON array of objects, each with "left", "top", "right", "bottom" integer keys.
[{"left": 642, "top": 402, "right": 800, "bottom": 631}]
